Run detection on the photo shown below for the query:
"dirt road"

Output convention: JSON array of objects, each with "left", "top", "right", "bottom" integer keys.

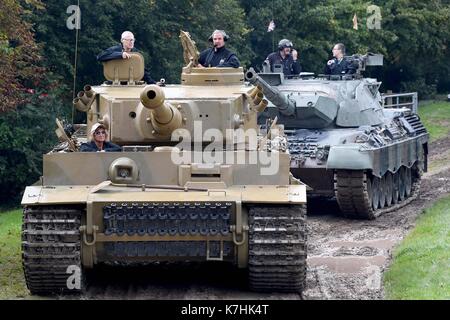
[
  {"left": 71, "top": 138, "right": 449, "bottom": 300},
  {"left": 304, "top": 137, "right": 450, "bottom": 299}
]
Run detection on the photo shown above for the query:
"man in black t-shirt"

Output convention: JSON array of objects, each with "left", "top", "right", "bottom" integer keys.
[{"left": 198, "top": 30, "right": 240, "bottom": 68}]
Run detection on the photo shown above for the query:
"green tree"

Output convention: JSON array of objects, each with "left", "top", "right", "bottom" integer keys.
[
  {"left": 0, "top": 0, "right": 45, "bottom": 112},
  {"left": 0, "top": 80, "right": 69, "bottom": 204},
  {"left": 241, "top": 0, "right": 449, "bottom": 96},
  {"left": 380, "top": 0, "right": 450, "bottom": 96},
  {"left": 0, "top": 0, "right": 71, "bottom": 204},
  {"left": 34, "top": 0, "right": 251, "bottom": 90}
]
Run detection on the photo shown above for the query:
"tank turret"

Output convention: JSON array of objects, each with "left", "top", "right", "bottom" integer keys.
[
  {"left": 246, "top": 67, "right": 340, "bottom": 128},
  {"left": 73, "top": 53, "right": 258, "bottom": 144}
]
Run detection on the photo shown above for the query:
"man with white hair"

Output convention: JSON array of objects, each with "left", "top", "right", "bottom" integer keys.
[
  {"left": 197, "top": 30, "right": 240, "bottom": 68},
  {"left": 97, "top": 31, "right": 158, "bottom": 84}
]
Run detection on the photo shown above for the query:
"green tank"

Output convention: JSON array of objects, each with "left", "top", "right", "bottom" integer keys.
[
  {"left": 21, "top": 31, "right": 307, "bottom": 295},
  {"left": 246, "top": 53, "right": 429, "bottom": 219}
]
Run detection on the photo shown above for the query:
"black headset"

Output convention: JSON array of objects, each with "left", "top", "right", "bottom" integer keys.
[{"left": 208, "top": 30, "right": 229, "bottom": 42}]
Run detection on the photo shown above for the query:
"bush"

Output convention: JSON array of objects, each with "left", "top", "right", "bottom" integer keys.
[
  {"left": 0, "top": 87, "right": 70, "bottom": 205},
  {"left": 400, "top": 79, "right": 438, "bottom": 100}
]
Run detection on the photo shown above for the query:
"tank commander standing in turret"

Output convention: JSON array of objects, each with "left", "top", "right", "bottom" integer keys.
[
  {"left": 197, "top": 30, "right": 240, "bottom": 68},
  {"left": 324, "top": 43, "right": 355, "bottom": 75},
  {"left": 265, "top": 39, "right": 301, "bottom": 76},
  {"left": 97, "top": 31, "right": 159, "bottom": 84},
  {"left": 80, "top": 123, "right": 122, "bottom": 152}
]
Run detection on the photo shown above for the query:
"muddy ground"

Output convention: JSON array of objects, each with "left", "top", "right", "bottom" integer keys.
[
  {"left": 304, "top": 140, "right": 450, "bottom": 299},
  {"left": 61, "top": 137, "right": 450, "bottom": 300}
]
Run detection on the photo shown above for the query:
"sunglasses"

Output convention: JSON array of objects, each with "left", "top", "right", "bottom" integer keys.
[{"left": 95, "top": 131, "right": 106, "bottom": 135}]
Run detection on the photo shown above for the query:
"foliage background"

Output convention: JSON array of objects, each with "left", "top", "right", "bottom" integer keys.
[{"left": 0, "top": 0, "right": 449, "bottom": 204}]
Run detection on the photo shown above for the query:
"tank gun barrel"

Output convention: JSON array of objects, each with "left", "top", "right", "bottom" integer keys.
[
  {"left": 245, "top": 68, "right": 295, "bottom": 116},
  {"left": 140, "top": 85, "right": 182, "bottom": 136}
]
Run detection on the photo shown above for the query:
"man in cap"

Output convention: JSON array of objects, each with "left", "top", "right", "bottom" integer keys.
[
  {"left": 97, "top": 31, "right": 159, "bottom": 84},
  {"left": 197, "top": 30, "right": 240, "bottom": 68},
  {"left": 80, "top": 123, "right": 122, "bottom": 152},
  {"left": 265, "top": 39, "right": 301, "bottom": 76}
]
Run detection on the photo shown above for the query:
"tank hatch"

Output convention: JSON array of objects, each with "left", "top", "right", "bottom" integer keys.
[{"left": 181, "top": 67, "right": 245, "bottom": 86}]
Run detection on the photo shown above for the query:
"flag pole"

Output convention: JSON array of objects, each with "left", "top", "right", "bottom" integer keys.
[
  {"left": 272, "top": 30, "right": 275, "bottom": 52},
  {"left": 272, "top": 0, "right": 275, "bottom": 51}
]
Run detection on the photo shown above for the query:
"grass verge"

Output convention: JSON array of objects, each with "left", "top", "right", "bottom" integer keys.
[
  {"left": 418, "top": 101, "right": 450, "bottom": 142},
  {"left": 0, "top": 208, "right": 29, "bottom": 299},
  {"left": 384, "top": 195, "right": 450, "bottom": 299}
]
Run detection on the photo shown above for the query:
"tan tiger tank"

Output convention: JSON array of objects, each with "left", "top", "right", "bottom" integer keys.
[{"left": 21, "top": 31, "right": 307, "bottom": 295}]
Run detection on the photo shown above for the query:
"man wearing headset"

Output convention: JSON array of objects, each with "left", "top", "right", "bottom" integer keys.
[
  {"left": 97, "top": 31, "right": 159, "bottom": 84},
  {"left": 265, "top": 39, "right": 301, "bottom": 76},
  {"left": 197, "top": 30, "right": 240, "bottom": 68}
]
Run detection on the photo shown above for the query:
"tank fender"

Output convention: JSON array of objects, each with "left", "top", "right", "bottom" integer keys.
[{"left": 327, "top": 145, "right": 373, "bottom": 171}]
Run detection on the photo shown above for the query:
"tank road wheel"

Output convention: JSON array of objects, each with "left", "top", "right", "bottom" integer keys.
[
  {"left": 392, "top": 170, "right": 400, "bottom": 204},
  {"left": 398, "top": 167, "right": 407, "bottom": 202},
  {"left": 379, "top": 175, "right": 387, "bottom": 209},
  {"left": 405, "top": 167, "right": 412, "bottom": 197},
  {"left": 385, "top": 172, "right": 394, "bottom": 207},
  {"left": 22, "top": 206, "right": 83, "bottom": 295},
  {"left": 371, "top": 176, "right": 381, "bottom": 210},
  {"left": 334, "top": 165, "right": 421, "bottom": 219},
  {"left": 248, "top": 205, "right": 307, "bottom": 293}
]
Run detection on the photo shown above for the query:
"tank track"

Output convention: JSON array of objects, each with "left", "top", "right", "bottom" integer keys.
[
  {"left": 22, "top": 206, "right": 83, "bottom": 295},
  {"left": 248, "top": 205, "right": 307, "bottom": 293},
  {"left": 334, "top": 165, "right": 421, "bottom": 219}
]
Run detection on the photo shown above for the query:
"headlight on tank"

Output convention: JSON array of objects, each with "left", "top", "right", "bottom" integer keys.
[
  {"left": 108, "top": 157, "right": 139, "bottom": 184},
  {"left": 315, "top": 145, "right": 330, "bottom": 162}
]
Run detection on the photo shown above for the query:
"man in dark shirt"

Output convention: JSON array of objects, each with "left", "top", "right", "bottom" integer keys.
[
  {"left": 198, "top": 30, "right": 240, "bottom": 68},
  {"left": 265, "top": 39, "right": 301, "bottom": 76},
  {"left": 324, "top": 43, "right": 354, "bottom": 75},
  {"left": 97, "top": 31, "right": 158, "bottom": 84}
]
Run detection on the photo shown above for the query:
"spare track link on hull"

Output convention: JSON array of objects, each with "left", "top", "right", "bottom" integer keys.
[
  {"left": 248, "top": 205, "right": 307, "bottom": 293},
  {"left": 22, "top": 206, "right": 83, "bottom": 295},
  {"left": 334, "top": 168, "right": 420, "bottom": 219}
]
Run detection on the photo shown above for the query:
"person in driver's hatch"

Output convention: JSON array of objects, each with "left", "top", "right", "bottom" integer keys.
[{"left": 80, "top": 123, "right": 122, "bottom": 152}]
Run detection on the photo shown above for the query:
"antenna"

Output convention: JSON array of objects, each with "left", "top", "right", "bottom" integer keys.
[{"left": 71, "top": 0, "right": 80, "bottom": 124}]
